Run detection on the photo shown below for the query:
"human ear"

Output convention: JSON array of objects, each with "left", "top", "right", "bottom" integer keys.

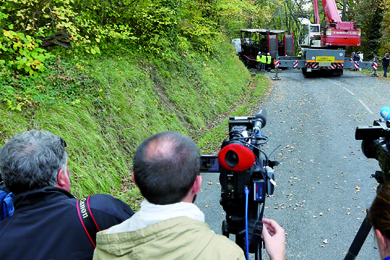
[
  {"left": 56, "top": 168, "right": 70, "bottom": 191},
  {"left": 192, "top": 175, "right": 202, "bottom": 194},
  {"left": 377, "top": 229, "right": 390, "bottom": 249},
  {"left": 131, "top": 173, "right": 138, "bottom": 188}
]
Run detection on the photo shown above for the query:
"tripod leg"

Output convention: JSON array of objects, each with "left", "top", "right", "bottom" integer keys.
[
  {"left": 254, "top": 240, "right": 262, "bottom": 260},
  {"left": 344, "top": 217, "right": 372, "bottom": 260}
]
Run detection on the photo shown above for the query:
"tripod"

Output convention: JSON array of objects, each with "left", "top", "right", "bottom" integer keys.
[
  {"left": 344, "top": 171, "right": 384, "bottom": 260},
  {"left": 222, "top": 202, "right": 265, "bottom": 260}
]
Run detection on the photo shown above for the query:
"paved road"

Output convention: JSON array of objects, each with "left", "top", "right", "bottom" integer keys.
[{"left": 197, "top": 69, "right": 390, "bottom": 259}]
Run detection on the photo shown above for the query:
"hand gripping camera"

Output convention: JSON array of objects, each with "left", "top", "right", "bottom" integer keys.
[{"left": 200, "top": 109, "right": 279, "bottom": 259}]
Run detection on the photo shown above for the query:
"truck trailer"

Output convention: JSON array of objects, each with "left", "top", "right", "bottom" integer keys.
[{"left": 237, "top": 29, "right": 294, "bottom": 69}]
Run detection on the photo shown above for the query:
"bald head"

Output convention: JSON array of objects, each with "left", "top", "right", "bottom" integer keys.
[
  {"left": 133, "top": 131, "right": 200, "bottom": 205},
  {"left": 142, "top": 135, "right": 177, "bottom": 162}
]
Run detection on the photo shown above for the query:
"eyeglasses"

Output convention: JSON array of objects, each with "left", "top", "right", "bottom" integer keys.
[{"left": 60, "top": 137, "right": 67, "bottom": 148}]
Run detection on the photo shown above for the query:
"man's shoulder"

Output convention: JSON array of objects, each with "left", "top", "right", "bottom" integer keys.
[
  {"left": 174, "top": 218, "right": 245, "bottom": 259},
  {"left": 164, "top": 217, "right": 241, "bottom": 246},
  {"left": 88, "top": 194, "right": 131, "bottom": 209},
  {"left": 89, "top": 193, "right": 121, "bottom": 202},
  {"left": 87, "top": 194, "right": 134, "bottom": 217}
]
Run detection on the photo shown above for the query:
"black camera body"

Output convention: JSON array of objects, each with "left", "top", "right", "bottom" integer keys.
[
  {"left": 219, "top": 114, "right": 269, "bottom": 216},
  {"left": 201, "top": 109, "right": 278, "bottom": 255},
  {"left": 356, "top": 119, "right": 390, "bottom": 182}
]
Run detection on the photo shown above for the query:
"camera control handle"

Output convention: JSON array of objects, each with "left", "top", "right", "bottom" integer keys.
[
  {"left": 265, "top": 166, "right": 276, "bottom": 186},
  {"left": 253, "top": 109, "right": 267, "bottom": 134}
]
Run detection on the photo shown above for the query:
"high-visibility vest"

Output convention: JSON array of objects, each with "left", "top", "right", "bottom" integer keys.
[
  {"left": 266, "top": 55, "right": 272, "bottom": 64},
  {"left": 256, "top": 55, "right": 261, "bottom": 62},
  {"left": 260, "top": 55, "right": 266, "bottom": 63}
]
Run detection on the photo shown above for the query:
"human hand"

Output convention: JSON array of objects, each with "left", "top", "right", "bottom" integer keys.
[{"left": 262, "top": 218, "right": 286, "bottom": 260}]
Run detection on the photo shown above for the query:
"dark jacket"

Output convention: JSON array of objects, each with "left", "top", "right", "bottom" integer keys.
[
  {"left": 0, "top": 187, "right": 134, "bottom": 260},
  {"left": 383, "top": 56, "right": 390, "bottom": 67}
]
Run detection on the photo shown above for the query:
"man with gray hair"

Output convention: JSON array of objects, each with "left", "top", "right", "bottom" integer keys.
[{"left": 0, "top": 130, "right": 134, "bottom": 260}]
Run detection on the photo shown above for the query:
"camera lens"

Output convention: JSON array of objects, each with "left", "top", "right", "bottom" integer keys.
[{"left": 225, "top": 150, "right": 239, "bottom": 168}]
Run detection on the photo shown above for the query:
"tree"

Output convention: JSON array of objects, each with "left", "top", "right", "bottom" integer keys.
[{"left": 348, "top": 0, "right": 383, "bottom": 59}]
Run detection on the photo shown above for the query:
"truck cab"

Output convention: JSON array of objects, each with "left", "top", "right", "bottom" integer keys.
[{"left": 298, "top": 18, "right": 321, "bottom": 47}]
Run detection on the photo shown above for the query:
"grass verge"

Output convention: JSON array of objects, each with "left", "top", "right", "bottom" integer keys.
[{"left": 0, "top": 41, "right": 271, "bottom": 210}]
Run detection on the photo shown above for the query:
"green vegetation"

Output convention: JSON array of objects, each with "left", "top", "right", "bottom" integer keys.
[
  {"left": 1, "top": 0, "right": 279, "bottom": 209},
  {"left": 0, "top": 0, "right": 278, "bottom": 75},
  {"left": 0, "top": 40, "right": 270, "bottom": 209},
  {"left": 1, "top": 0, "right": 276, "bottom": 209}
]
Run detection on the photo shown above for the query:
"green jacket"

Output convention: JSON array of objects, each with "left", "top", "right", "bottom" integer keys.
[
  {"left": 266, "top": 55, "right": 272, "bottom": 64},
  {"left": 93, "top": 216, "right": 246, "bottom": 260}
]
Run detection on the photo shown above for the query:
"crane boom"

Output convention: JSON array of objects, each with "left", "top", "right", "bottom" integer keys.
[
  {"left": 310, "top": 0, "right": 361, "bottom": 47},
  {"left": 313, "top": 0, "right": 320, "bottom": 24},
  {"left": 322, "top": 0, "right": 342, "bottom": 23}
]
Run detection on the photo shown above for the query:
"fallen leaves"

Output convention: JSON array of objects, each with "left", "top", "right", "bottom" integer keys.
[{"left": 355, "top": 185, "right": 361, "bottom": 193}]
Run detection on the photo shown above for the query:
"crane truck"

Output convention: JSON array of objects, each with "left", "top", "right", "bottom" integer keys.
[{"left": 277, "top": 0, "right": 376, "bottom": 76}]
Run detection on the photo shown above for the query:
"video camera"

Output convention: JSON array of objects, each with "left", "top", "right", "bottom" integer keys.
[
  {"left": 200, "top": 109, "right": 278, "bottom": 259},
  {"left": 355, "top": 112, "right": 390, "bottom": 183},
  {"left": 344, "top": 107, "right": 390, "bottom": 259}
]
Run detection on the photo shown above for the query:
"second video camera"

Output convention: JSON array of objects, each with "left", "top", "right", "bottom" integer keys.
[{"left": 356, "top": 116, "right": 390, "bottom": 182}]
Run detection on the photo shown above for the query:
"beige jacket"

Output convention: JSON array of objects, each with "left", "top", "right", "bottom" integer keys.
[{"left": 93, "top": 216, "right": 245, "bottom": 260}]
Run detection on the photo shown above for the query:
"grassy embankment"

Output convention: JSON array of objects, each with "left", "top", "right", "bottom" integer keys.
[{"left": 0, "top": 42, "right": 271, "bottom": 210}]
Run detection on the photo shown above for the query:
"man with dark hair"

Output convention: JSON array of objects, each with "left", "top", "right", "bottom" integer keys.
[
  {"left": 383, "top": 53, "right": 389, "bottom": 77},
  {"left": 352, "top": 52, "right": 360, "bottom": 61},
  {"left": 93, "top": 131, "right": 285, "bottom": 260},
  {"left": 0, "top": 130, "right": 134, "bottom": 260}
]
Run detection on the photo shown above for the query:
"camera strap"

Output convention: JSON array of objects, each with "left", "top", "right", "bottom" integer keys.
[
  {"left": 250, "top": 199, "right": 266, "bottom": 251},
  {"left": 253, "top": 157, "right": 268, "bottom": 235},
  {"left": 251, "top": 159, "right": 267, "bottom": 235},
  {"left": 253, "top": 203, "right": 266, "bottom": 234},
  {"left": 77, "top": 196, "right": 100, "bottom": 247}
]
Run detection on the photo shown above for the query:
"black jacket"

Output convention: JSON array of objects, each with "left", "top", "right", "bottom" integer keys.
[
  {"left": 0, "top": 187, "right": 134, "bottom": 260},
  {"left": 353, "top": 54, "right": 360, "bottom": 61},
  {"left": 383, "top": 56, "right": 390, "bottom": 67}
]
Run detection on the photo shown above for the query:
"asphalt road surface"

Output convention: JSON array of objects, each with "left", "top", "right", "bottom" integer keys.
[{"left": 197, "top": 69, "right": 390, "bottom": 259}]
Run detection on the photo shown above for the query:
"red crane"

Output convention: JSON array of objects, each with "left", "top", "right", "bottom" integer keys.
[
  {"left": 276, "top": 0, "right": 375, "bottom": 77},
  {"left": 314, "top": 0, "right": 361, "bottom": 47}
]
